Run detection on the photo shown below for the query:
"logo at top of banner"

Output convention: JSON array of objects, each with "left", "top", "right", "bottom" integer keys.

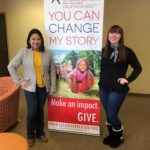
[{"left": 51, "top": 0, "right": 61, "bottom": 4}]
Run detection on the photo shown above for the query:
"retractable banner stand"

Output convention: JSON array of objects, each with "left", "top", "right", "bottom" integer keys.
[{"left": 44, "top": 0, "right": 104, "bottom": 136}]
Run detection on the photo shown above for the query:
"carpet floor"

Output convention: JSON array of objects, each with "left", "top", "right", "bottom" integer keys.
[{"left": 9, "top": 92, "right": 150, "bottom": 150}]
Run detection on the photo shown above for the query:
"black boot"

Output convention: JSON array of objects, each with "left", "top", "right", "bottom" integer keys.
[
  {"left": 110, "top": 126, "right": 124, "bottom": 148},
  {"left": 103, "top": 122, "right": 113, "bottom": 145}
]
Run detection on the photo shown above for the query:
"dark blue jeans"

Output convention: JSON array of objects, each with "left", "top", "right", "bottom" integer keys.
[
  {"left": 24, "top": 86, "right": 48, "bottom": 139},
  {"left": 99, "top": 87, "right": 127, "bottom": 130}
]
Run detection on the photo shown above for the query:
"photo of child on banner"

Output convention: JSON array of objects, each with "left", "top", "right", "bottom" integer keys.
[
  {"left": 53, "top": 50, "right": 100, "bottom": 98},
  {"left": 65, "top": 58, "right": 94, "bottom": 94}
]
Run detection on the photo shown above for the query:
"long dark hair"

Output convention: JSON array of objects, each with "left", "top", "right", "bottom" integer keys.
[
  {"left": 103, "top": 25, "right": 126, "bottom": 62},
  {"left": 26, "top": 28, "right": 45, "bottom": 52}
]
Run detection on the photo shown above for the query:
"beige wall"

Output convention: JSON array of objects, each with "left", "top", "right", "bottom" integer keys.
[
  {"left": 0, "top": 0, "right": 45, "bottom": 58},
  {"left": 0, "top": 0, "right": 149, "bottom": 94}
]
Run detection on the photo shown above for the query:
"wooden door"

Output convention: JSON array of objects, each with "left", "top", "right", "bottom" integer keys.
[{"left": 0, "top": 13, "right": 9, "bottom": 76}]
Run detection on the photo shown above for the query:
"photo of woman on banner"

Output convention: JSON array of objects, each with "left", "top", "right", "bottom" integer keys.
[{"left": 65, "top": 58, "right": 94, "bottom": 94}]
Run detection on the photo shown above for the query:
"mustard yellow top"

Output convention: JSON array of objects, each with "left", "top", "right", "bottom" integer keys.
[{"left": 34, "top": 51, "right": 45, "bottom": 87}]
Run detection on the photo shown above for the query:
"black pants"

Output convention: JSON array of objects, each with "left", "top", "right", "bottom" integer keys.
[{"left": 24, "top": 86, "right": 48, "bottom": 139}]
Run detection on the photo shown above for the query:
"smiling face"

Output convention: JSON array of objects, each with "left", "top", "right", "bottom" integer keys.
[
  {"left": 78, "top": 60, "right": 87, "bottom": 72},
  {"left": 28, "top": 33, "right": 42, "bottom": 50},
  {"left": 108, "top": 32, "right": 121, "bottom": 46}
]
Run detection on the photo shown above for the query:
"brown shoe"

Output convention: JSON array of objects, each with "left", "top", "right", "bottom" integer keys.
[
  {"left": 27, "top": 139, "right": 35, "bottom": 147},
  {"left": 38, "top": 135, "right": 48, "bottom": 142}
]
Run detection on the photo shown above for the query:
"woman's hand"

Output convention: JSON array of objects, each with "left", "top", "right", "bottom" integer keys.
[
  {"left": 118, "top": 78, "right": 128, "bottom": 85},
  {"left": 20, "top": 80, "right": 30, "bottom": 88}
]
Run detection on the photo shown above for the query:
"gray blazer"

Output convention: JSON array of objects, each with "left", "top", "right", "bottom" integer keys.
[{"left": 8, "top": 48, "right": 56, "bottom": 92}]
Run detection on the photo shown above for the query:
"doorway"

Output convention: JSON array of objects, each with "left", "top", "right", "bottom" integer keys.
[{"left": 0, "top": 13, "right": 9, "bottom": 76}]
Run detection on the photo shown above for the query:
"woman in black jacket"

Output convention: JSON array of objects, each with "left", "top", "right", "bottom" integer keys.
[{"left": 99, "top": 25, "right": 142, "bottom": 148}]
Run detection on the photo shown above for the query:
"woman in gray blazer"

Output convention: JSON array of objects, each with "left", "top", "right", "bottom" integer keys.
[{"left": 8, "top": 28, "right": 56, "bottom": 147}]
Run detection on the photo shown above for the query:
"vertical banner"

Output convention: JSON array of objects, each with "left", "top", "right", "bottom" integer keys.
[{"left": 44, "top": 0, "right": 104, "bottom": 136}]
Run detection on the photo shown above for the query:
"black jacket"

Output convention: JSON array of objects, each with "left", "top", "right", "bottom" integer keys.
[{"left": 99, "top": 46, "right": 142, "bottom": 93}]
